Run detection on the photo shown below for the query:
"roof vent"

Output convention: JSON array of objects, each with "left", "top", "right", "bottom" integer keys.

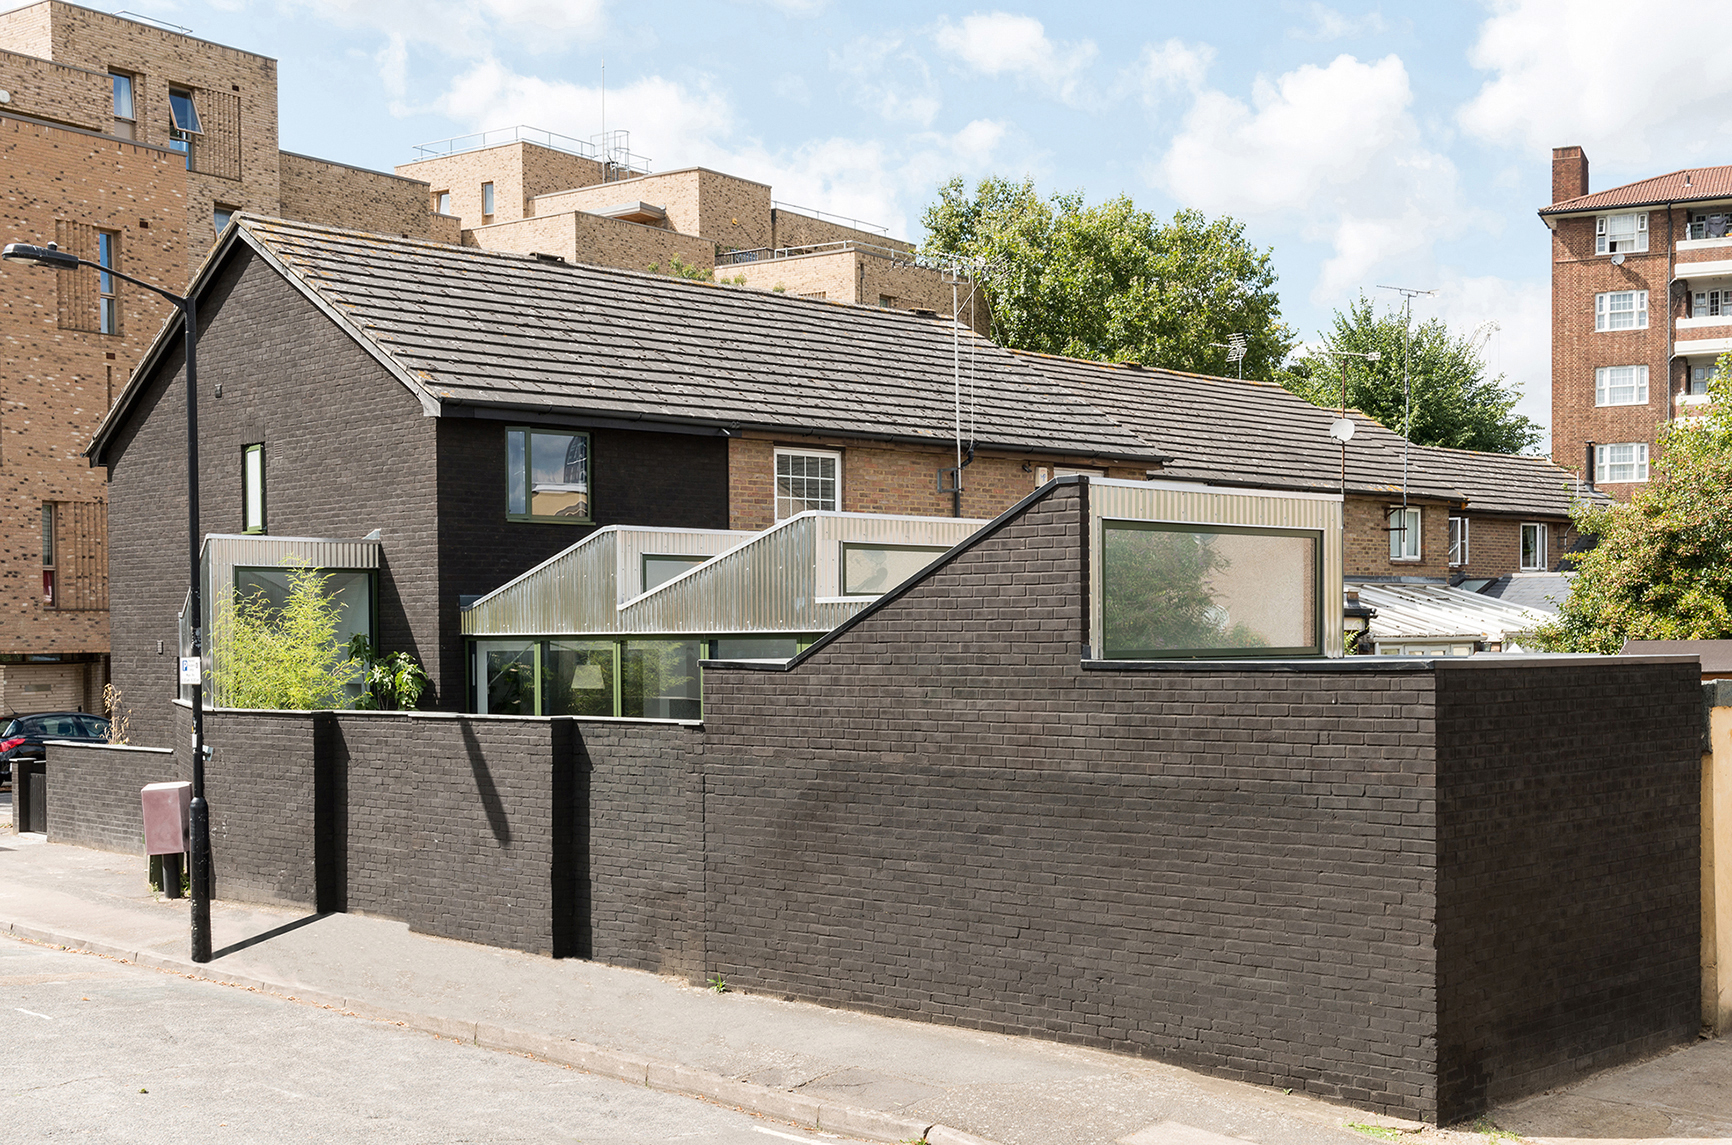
[
  {"left": 531, "top": 252, "right": 567, "bottom": 264},
  {"left": 1121, "top": 361, "right": 1145, "bottom": 370},
  {"left": 911, "top": 307, "right": 938, "bottom": 318}
]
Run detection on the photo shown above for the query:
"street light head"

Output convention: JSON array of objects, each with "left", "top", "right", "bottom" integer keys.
[
  {"left": 1363, "top": 351, "right": 1382, "bottom": 362},
  {"left": 2, "top": 241, "right": 80, "bottom": 270}
]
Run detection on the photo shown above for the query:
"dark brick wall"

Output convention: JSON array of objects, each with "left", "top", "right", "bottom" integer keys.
[
  {"left": 579, "top": 720, "right": 703, "bottom": 974},
  {"left": 201, "top": 708, "right": 323, "bottom": 908},
  {"left": 1434, "top": 662, "right": 1702, "bottom": 1116},
  {"left": 699, "top": 484, "right": 1446, "bottom": 1116},
  {"left": 43, "top": 742, "right": 182, "bottom": 853}
]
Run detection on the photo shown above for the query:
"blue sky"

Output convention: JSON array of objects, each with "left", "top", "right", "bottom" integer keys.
[{"left": 90, "top": 0, "right": 1732, "bottom": 451}]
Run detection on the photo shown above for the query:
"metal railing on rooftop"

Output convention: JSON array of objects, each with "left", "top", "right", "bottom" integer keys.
[
  {"left": 771, "top": 200, "right": 890, "bottom": 236},
  {"left": 409, "top": 125, "right": 651, "bottom": 178},
  {"left": 717, "top": 240, "right": 974, "bottom": 278}
]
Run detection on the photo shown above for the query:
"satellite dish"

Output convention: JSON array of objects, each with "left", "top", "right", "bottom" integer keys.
[
  {"left": 1611, "top": 253, "right": 1626, "bottom": 265},
  {"left": 1329, "top": 418, "right": 1356, "bottom": 443}
]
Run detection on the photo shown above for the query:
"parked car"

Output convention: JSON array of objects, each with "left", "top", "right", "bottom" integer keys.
[{"left": 0, "top": 712, "right": 111, "bottom": 783}]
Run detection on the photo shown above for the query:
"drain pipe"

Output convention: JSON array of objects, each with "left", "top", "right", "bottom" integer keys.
[
  {"left": 1585, "top": 439, "right": 1596, "bottom": 492},
  {"left": 951, "top": 444, "right": 975, "bottom": 518}
]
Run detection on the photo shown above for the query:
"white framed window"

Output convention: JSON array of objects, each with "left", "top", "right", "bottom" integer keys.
[
  {"left": 1690, "top": 364, "right": 1712, "bottom": 395},
  {"left": 1595, "top": 290, "right": 1648, "bottom": 332},
  {"left": 1448, "top": 516, "right": 1469, "bottom": 567},
  {"left": 774, "top": 449, "right": 840, "bottom": 518},
  {"left": 1520, "top": 523, "right": 1548, "bottom": 571},
  {"left": 1595, "top": 442, "right": 1650, "bottom": 483},
  {"left": 1688, "top": 211, "right": 1732, "bottom": 240},
  {"left": 1595, "top": 212, "right": 1647, "bottom": 254},
  {"left": 242, "top": 443, "right": 265, "bottom": 533},
  {"left": 435, "top": 190, "right": 451, "bottom": 214},
  {"left": 1388, "top": 506, "right": 1421, "bottom": 561},
  {"left": 1594, "top": 365, "right": 1648, "bottom": 406},
  {"left": 1692, "top": 289, "right": 1732, "bottom": 318}
]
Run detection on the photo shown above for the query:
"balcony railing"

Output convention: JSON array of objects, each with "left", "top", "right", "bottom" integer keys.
[{"left": 718, "top": 239, "right": 971, "bottom": 276}]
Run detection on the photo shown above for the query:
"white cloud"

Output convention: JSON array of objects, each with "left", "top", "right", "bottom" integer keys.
[
  {"left": 1152, "top": 53, "right": 1473, "bottom": 300},
  {"left": 1133, "top": 38, "right": 1214, "bottom": 108},
  {"left": 1460, "top": 0, "right": 1732, "bottom": 165},
  {"left": 1429, "top": 274, "right": 1552, "bottom": 445},
  {"left": 1289, "top": 3, "right": 1387, "bottom": 42},
  {"left": 283, "top": 0, "right": 605, "bottom": 60},
  {"left": 932, "top": 12, "right": 1097, "bottom": 105},
  {"left": 830, "top": 35, "right": 942, "bottom": 127},
  {"left": 432, "top": 60, "right": 733, "bottom": 163}
]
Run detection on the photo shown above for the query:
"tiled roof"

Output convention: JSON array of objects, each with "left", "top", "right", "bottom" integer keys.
[
  {"left": 222, "top": 217, "right": 1161, "bottom": 462},
  {"left": 1541, "top": 166, "right": 1732, "bottom": 215},
  {"left": 1018, "top": 355, "right": 1595, "bottom": 515},
  {"left": 1477, "top": 573, "right": 1570, "bottom": 612}
]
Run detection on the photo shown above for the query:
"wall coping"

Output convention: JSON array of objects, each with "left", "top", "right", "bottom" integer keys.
[
  {"left": 44, "top": 739, "right": 175, "bottom": 754},
  {"left": 174, "top": 698, "right": 700, "bottom": 728},
  {"left": 1079, "top": 653, "right": 1701, "bottom": 673}
]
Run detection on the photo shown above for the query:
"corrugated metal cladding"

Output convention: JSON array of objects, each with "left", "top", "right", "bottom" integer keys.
[
  {"left": 1087, "top": 479, "right": 1345, "bottom": 658},
  {"left": 463, "top": 513, "right": 987, "bottom": 638},
  {"left": 199, "top": 534, "right": 385, "bottom": 677},
  {"left": 460, "top": 526, "right": 754, "bottom": 636}
]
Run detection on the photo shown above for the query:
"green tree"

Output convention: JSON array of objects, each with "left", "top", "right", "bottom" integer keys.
[
  {"left": 919, "top": 176, "right": 1296, "bottom": 377},
  {"left": 1536, "top": 358, "right": 1732, "bottom": 653},
  {"left": 1280, "top": 295, "right": 1542, "bottom": 454},
  {"left": 211, "top": 562, "right": 357, "bottom": 710}
]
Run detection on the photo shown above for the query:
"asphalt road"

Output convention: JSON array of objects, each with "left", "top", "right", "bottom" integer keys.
[{"left": 0, "top": 937, "right": 875, "bottom": 1145}]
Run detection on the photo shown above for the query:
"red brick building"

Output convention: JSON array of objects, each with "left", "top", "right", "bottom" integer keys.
[{"left": 1542, "top": 146, "right": 1732, "bottom": 497}]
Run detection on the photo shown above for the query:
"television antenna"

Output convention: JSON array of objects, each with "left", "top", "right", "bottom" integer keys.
[{"left": 1210, "top": 333, "right": 1249, "bottom": 379}]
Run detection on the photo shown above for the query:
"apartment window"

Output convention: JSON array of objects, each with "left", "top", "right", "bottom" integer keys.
[
  {"left": 435, "top": 191, "right": 451, "bottom": 215},
  {"left": 507, "top": 427, "right": 591, "bottom": 521},
  {"left": 774, "top": 449, "right": 840, "bottom": 518},
  {"left": 214, "top": 205, "right": 236, "bottom": 235},
  {"left": 481, "top": 182, "right": 495, "bottom": 220},
  {"left": 1688, "top": 211, "right": 1732, "bottom": 240},
  {"left": 40, "top": 503, "right": 55, "bottom": 607},
  {"left": 97, "top": 230, "right": 118, "bottom": 335},
  {"left": 1595, "top": 212, "right": 1647, "bottom": 254},
  {"left": 1520, "top": 523, "right": 1548, "bottom": 572},
  {"left": 878, "top": 294, "right": 898, "bottom": 308},
  {"left": 1692, "top": 289, "right": 1732, "bottom": 318},
  {"left": 1595, "top": 442, "right": 1650, "bottom": 483},
  {"left": 1594, "top": 364, "right": 1648, "bottom": 406},
  {"left": 110, "top": 71, "right": 134, "bottom": 138},
  {"left": 167, "top": 87, "right": 201, "bottom": 169},
  {"left": 1448, "top": 516, "right": 1470, "bottom": 567},
  {"left": 1595, "top": 290, "right": 1647, "bottom": 332},
  {"left": 242, "top": 444, "right": 265, "bottom": 533},
  {"left": 1690, "top": 364, "right": 1712, "bottom": 395},
  {"left": 1388, "top": 506, "right": 1421, "bottom": 560}
]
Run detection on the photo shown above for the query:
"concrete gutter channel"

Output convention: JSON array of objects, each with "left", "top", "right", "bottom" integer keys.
[{"left": 0, "top": 916, "right": 998, "bottom": 1145}]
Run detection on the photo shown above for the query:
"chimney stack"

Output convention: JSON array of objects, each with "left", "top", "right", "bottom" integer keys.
[{"left": 1553, "top": 146, "right": 1589, "bottom": 204}]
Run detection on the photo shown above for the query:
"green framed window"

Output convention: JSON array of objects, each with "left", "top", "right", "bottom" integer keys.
[
  {"left": 242, "top": 443, "right": 265, "bottom": 533},
  {"left": 227, "top": 566, "right": 376, "bottom": 704},
  {"left": 1101, "top": 520, "right": 1322, "bottom": 659},
  {"left": 841, "top": 542, "right": 949, "bottom": 596},
  {"left": 507, "top": 427, "right": 592, "bottom": 522}
]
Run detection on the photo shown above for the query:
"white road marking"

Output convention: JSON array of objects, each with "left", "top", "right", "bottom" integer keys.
[
  {"left": 751, "top": 1128, "right": 841, "bottom": 1143},
  {"left": 16, "top": 1007, "right": 54, "bottom": 1020}
]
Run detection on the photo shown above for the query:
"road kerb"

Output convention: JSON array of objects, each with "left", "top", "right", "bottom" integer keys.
[{"left": 0, "top": 919, "right": 1006, "bottom": 1145}]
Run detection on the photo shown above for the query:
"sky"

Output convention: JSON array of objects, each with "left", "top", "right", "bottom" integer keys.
[{"left": 69, "top": 0, "right": 1732, "bottom": 453}]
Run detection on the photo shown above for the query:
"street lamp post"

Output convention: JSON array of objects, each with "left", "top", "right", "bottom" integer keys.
[{"left": 3, "top": 240, "right": 212, "bottom": 963}]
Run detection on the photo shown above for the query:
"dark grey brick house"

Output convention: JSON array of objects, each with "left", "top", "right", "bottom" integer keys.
[{"left": 87, "top": 217, "right": 1164, "bottom": 745}]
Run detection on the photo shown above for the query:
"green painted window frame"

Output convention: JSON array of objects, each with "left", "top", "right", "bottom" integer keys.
[
  {"left": 242, "top": 443, "right": 265, "bottom": 534},
  {"left": 1100, "top": 520, "right": 1325, "bottom": 660},
  {"left": 505, "top": 426, "right": 594, "bottom": 524}
]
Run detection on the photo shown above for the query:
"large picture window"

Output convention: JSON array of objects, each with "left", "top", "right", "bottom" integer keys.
[
  {"left": 1101, "top": 521, "right": 1320, "bottom": 659},
  {"left": 507, "top": 427, "right": 591, "bottom": 521},
  {"left": 775, "top": 449, "right": 839, "bottom": 518},
  {"left": 841, "top": 543, "right": 949, "bottom": 596}
]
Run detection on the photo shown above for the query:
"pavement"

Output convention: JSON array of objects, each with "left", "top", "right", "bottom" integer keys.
[{"left": 1, "top": 810, "right": 1727, "bottom": 1145}]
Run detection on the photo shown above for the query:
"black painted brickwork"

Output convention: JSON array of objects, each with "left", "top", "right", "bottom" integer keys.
[
  {"left": 44, "top": 744, "right": 182, "bottom": 854},
  {"left": 102, "top": 246, "right": 731, "bottom": 744},
  {"left": 1434, "top": 663, "right": 1701, "bottom": 1117}
]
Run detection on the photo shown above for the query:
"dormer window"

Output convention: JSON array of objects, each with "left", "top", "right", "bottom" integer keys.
[{"left": 1596, "top": 212, "right": 1647, "bottom": 254}]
